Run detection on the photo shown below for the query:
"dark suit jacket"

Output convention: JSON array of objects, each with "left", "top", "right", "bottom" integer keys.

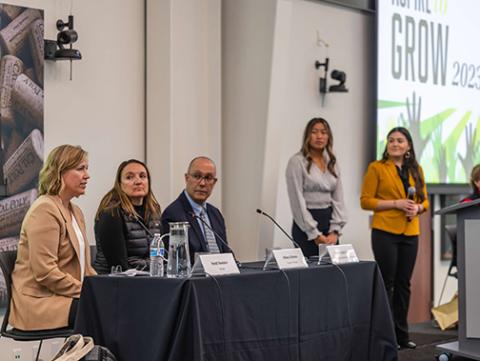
[{"left": 161, "top": 192, "right": 229, "bottom": 261}]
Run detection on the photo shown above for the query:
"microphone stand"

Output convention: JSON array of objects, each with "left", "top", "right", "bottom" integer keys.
[
  {"left": 189, "top": 211, "right": 242, "bottom": 267},
  {"left": 256, "top": 209, "right": 302, "bottom": 249}
]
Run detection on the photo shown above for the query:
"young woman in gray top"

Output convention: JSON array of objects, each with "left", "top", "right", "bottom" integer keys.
[{"left": 285, "top": 118, "right": 347, "bottom": 257}]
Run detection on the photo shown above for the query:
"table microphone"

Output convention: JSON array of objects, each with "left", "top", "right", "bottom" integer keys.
[
  {"left": 407, "top": 186, "right": 416, "bottom": 222},
  {"left": 256, "top": 209, "right": 301, "bottom": 249},
  {"left": 188, "top": 211, "right": 241, "bottom": 267}
]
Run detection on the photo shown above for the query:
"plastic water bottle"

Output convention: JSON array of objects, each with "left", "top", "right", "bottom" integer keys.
[{"left": 150, "top": 233, "right": 165, "bottom": 276}]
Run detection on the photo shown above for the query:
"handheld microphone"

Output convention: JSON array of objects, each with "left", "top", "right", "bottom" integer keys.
[
  {"left": 256, "top": 209, "right": 301, "bottom": 249},
  {"left": 188, "top": 211, "right": 241, "bottom": 266},
  {"left": 407, "top": 186, "right": 416, "bottom": 222},
  {"left": 407, "top": 186, "right": 416, "bottom": 200}
]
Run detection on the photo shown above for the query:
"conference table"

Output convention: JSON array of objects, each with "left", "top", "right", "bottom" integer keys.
[{"left": 74, "top": 261, "right": 397, "bottom": 361}]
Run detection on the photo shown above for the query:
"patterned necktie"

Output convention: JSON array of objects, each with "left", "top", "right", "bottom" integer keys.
[{"left": 200, "top": 209, "right": 220, "bottom": 253}]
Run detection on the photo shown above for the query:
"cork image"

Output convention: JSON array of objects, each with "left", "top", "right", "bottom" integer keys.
[{"left": 0, "top": 4, "right": 44, "bottom": 308}]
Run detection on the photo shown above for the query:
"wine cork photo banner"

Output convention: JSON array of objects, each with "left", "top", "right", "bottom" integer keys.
[{"left": 0, "top": 4, "right": 44, "bottom": 308}]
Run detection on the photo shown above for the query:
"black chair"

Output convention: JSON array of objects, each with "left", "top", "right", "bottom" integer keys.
[
  {"left": 444, "top": 225, "right": 458, "bottom": 278},
  {"left": 90, "top": 244, "right": 97, "bottom": 266},
  {"left": 437, "top": 225, "right": 458, "bottom": 306},
  {"left": 0, "top": 250, "right": 73, "bottom": 361}
]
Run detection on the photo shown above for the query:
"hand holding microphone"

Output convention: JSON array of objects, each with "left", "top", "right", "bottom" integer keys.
[
  {"left": 404, "top": 186, "right": 417, "bottom": 221},
  {"left": 391, "top": 187, "right": 418, "bottom": 221}
]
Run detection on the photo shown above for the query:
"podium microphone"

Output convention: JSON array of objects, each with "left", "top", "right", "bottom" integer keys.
[
  {"left": 188, "top": 211, "right": 241, "bottom": 266},
  {"left": 256, "top": 209, "right": 301, "bottom": 249},
  {"left": 407, "top": 186, "right": 416, "bottom": 222}
]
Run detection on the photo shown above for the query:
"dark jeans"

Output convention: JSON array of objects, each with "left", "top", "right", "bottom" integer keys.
[
  {"left": 292, "top": 208, "right": 332, "bottom": 258},
  {"left": 68, "top": 298, "right": 79, "bottom": 328},
  {"left": 372, "top": 229, "right": 418, "bottom": 344}
]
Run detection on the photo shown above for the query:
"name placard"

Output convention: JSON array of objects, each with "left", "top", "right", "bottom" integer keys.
[
  {"left": 272, "top": 248, "right": 308, "bottom": 269},
  {"left": 326, "top": 244, "right": 359, "bottom": 264},
  {"left": 199, "top": 253, "right": 240, "bottom": 276}
]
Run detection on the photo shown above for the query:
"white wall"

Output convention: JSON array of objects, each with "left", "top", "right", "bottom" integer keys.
[
  {"left": 223, "top": 0, "right": 375, "bottom": 261},
  {"left": 0, "top": 0, "right": 145, "bottom": 359},
  {"left": 222, "top": 0, "right": 278, "bottom": 261},
  {"left": 146, "top": 0, "right": 222, "bottom": 208}
]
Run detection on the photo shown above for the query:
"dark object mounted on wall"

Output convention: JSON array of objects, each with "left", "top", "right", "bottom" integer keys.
[
  {"left": 329, "top": 70, "right": 348, "bottom": 92},
  {"left": 314, "top": 58, "right": 349, "bottom": 95},
  {"left": 314, "top": 57, "right": 329, "bottom": 93},
  {"left": 44, "top": 15, "right": 81, "bottom": 60},
  {"left": 44, "top": 15, "right": 81, "bottom": 80}
]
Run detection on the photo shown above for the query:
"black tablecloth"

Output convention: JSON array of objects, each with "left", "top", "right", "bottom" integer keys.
[{"left": 74, "top": 261, "right": 397, "bottom": 361}]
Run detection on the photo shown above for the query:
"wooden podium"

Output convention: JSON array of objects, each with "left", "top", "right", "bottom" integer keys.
[{"left": 436, "top": 198, "right": 480, "bottom": 360}]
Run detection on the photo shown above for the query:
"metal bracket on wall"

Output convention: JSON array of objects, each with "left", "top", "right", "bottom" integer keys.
[
  {"left": 44, "top": 40, "right": 58, "bottom": 60},
  {"left": 315, "top": 57, "right": 329, "bottom": 94}
]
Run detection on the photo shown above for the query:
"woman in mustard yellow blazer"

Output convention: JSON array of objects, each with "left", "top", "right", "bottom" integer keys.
[
  {"left": 10, "top": 145, "right": 96, "bottom": 331},
  {"left": 361, "top": 127, "right": 428, "bottom": 350}
]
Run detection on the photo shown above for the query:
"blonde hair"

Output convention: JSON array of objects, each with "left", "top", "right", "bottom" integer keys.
[
  {"left": 95, "top": 159, "right": 161, "bottom": 221},
  {"left": 38, "top": 145, "right": 88, "bottom": 196}
]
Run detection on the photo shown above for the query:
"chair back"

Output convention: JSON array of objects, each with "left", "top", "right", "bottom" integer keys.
[
  {"left": 0, "top": 250, "right": 18, "bottom": 335},
  {"left": 90, "top": 245, "right": 97, "bottom": 266},
  {"left": 445, "top": 224, "right": 457, "bottom": 277}
]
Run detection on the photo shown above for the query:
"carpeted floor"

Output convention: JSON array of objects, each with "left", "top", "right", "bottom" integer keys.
[{"left": 398, "top": 322, "right": 473, "bottom": 361}]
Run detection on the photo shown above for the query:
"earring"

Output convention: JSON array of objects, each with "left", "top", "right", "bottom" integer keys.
[{"left": 405, "top": 151, "right": 411, "bottom": 159}]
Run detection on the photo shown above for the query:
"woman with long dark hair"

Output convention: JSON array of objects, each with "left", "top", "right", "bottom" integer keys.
[
  {"left": 285, "top": 117, "right": 347, "bottom": 257},
  {"left": 93, "top": 159, "right": 162, "bottom": 273},
  {"left": 361, "top": 127, "right": 429, "bottom": 349}
]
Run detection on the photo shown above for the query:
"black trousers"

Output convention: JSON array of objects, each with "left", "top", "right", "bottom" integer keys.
[
  {"left": 292, "top": 208, "right": 332, "bottom": 258},
  {"left": 372, "top": 229, "right": 418, "bottom": 344},
  {"left": 68, "top": 298, "right": 79, "bottom": 328}
]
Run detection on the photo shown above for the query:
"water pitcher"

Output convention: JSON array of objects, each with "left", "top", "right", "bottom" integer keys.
[{"left": 166, "top": 222, "right": 191, "bottom": 278}]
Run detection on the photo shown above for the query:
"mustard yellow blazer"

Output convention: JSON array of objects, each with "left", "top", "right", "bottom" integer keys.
[
  {"left": 9, "top": 195, "right": 96, "bottom": 331},
  {"left": 360, "top": 160, "right": 429, "bottom": 236}
]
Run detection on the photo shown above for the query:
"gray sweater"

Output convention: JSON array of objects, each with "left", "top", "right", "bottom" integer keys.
[{"left": 285, "top": 152, "right": 347, "bottom": 240}]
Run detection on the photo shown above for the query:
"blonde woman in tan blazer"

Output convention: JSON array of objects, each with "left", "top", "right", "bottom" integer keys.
[
  {"left": 361, "top": 127, "right": 428, "bottom": 350},
  {"left": 9, "top": 145, "right": 96, "bottom": 331}
]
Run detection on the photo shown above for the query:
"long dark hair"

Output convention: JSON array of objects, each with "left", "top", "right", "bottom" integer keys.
[
  {"left": 301, "top": 117, "right": 337, "bottom": 177},
  {"left": 382, "top": 127, "right": 425, "bottom": 202},
  {"left": 96, "top": 159, "right": 161, "bottom": 221}
]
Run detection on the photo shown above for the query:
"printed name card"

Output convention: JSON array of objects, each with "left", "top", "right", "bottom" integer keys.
[
  {"left": 326, "top": 244, "right": 359, "bottom": 264},
  {"left": 272, "top": 248, "right": 308, "bottom": 269},
  {"left": 199, "top": 253, "right": 240, "bottom": 276}
]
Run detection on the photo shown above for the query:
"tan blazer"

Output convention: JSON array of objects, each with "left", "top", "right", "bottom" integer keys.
[
  {"left": 360, "top": 160, "right": 429, "bottom": 236},
  {"left": 9, "top": 195, "right": 96, "bottom": 331}
]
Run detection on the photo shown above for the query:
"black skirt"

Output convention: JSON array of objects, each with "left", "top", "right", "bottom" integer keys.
[{"left": 292, "top": 207, "right": 332, "bottom": 257}]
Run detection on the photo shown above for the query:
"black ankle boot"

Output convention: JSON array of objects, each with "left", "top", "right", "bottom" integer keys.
[{"left": 398, "top": 340, "right": 416, "bottom": 349}]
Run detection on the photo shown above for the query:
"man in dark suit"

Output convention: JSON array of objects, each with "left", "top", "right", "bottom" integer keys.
[{"left": 161, "top": 157, "right": 229, "bottom": 261}]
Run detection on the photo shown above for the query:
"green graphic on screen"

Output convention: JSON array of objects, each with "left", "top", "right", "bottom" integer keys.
[{"left": 377, "top": 0, "right": 480, "bottom": 184}]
